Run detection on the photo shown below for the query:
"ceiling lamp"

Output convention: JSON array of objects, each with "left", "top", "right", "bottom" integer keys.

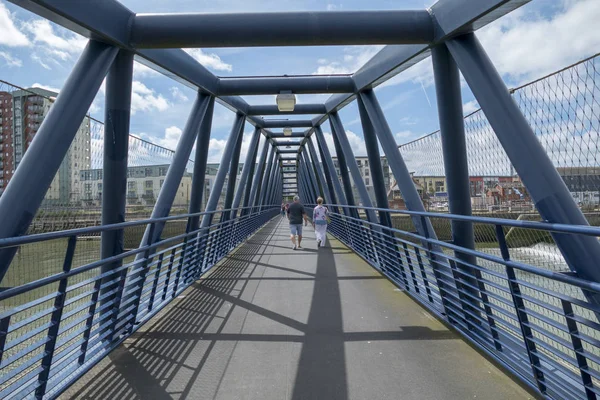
[
  {"left": 276, "top": 90, "right": 296, "bottom": 112},
  {"left": 283, "top": 127, "right": 292, "bottom": 136}
]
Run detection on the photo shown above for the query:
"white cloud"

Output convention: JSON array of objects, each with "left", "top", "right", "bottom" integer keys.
[
  {"left": 394, "top": 130, "right": 414, "bottom": 144},
  {"left": 183, "top": 48, "right": 233, "bottom": 72},
  {"left": 133, "top": 62, "right": 160, "bottom": 78},
  {"left": 170, "top": 86, "right": 189, "bottom": 102},
  {"left": 0, "top": 51, "right": 22, "bottom": 67},
  {"left": 155, "top": 126, "right": 183, "bottom": 150},
  {"left": 463, "top": 100, "right": 479, "bottom": 115},
  {"left": 131, "top": 81, "right": 170, "bottom": 115},
  {"left": 30, "top": 53, "right": 50, "bottom": 70},
  {"left": 22, "top": 19, "right": 86, "bottom": 52},
  {"left": 478, "top": 0, "right": 600, "bottom": 85},
  {"left": 314, "top": 45, "right": 383, "bottom": 75},
  {"left": 322, "top": 129, "right": 367, "bottom": 157},
  {"left": 207, "top": 138, "right": 228, "bottom": 162},
  {"left": 31, "top": 82, "right": 60, "bottom": 93},
  {"left": 0, "top": 2, "right": 29, "bottom": 47}
]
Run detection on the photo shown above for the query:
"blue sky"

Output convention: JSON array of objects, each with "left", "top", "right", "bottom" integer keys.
[{"left": 0, "top": 0, "right": 599, "bottom": 162}]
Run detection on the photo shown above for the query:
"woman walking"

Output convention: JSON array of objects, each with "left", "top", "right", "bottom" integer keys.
[
  {"left": 312, "top": 197, "right": 329, "bottom": 248},
  {"left": 281, "top": 202, "right": 286, "bottom": 218}
]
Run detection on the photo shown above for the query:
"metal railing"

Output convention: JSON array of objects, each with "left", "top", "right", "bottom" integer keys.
[
  {"left": 314, "top": 204, "right": 600, "bottom": 400},
  {"left": 0, "top": 205, "right": 278, "bottom": 399}
]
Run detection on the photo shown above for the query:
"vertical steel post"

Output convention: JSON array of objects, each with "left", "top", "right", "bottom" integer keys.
[
  {"left": 329, "top": 112, "right": 378, "bottom": 223},
  {"left": 307, "top": 138, "right": 331, "bottom": 204},
  {"left": 0, "top": 41, "right": 118, "bottom": 282},
  {"left": 302, "top": 149, "right": 320, "bottom": 202},
  {"left": 300, "top": 156, "right": 316, "bottom": 202},
  {"left": 357, "top": 97, "right": 392, "bottom": 227},
  {"left": 432, "top": 44, "right": 486, "bottom": 326},
  {"left": 221, "top": 114, "right": 246, "bottom": 221},
  {"left": 258, "top": 145, "right": 276, "bottom": 209},
  {"left": 247, "top": 138, "right": 270, "bottom": 214},
  {"left": 314, "top": 125, "right": 348, "bottom": 216},
  {"left": 188, "top": 96, "right": 215, "bottom": 231},
  {"left": 234, "top": 127, "right": 261, "bottom": 219},
  {"left": 265, "top": 153, "right": 280, "bottom": 207},
  {"left": 446, "top": 33, "right": 600, "bottom": 297},
  {"left": 330, "top": 117, "right": 359, "bottom": 218},
  {"left": 99, "top": 50, "right": 134, "bottom": 308},
  {"left": 312, "top": 133, "right": 339, "bottom": 213},
  {"left": 200, "top": 113, "right": 246, "bottom": 228},
  {"left": 357, "top": 90, "right": 439, "bottom": 239},
  {"left": 136, "top": 92, "right": 213, "bottom": 249}
]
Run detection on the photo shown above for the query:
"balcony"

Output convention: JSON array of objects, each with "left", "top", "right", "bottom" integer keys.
[{"left": 27, "top": 105, "right": 43, "bottom": 114}]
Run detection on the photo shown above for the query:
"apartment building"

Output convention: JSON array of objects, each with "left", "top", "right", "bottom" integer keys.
[{"left": 0, "top": 87, "right": 91, "bottom": 204}]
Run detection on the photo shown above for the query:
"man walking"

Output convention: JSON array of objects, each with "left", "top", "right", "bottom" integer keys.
[{"left": 287, "top": 195, "right": 308, "bottom": 250}]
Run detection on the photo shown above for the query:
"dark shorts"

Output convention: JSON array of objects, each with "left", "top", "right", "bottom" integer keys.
[{"left": 290, "top": 224, "right": 303, "bottom": 236}]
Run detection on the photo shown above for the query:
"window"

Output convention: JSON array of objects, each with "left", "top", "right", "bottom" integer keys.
[
  {"left": 128, "top": 181, "right": 136, "bottom": 190},
  {"left": 364, "top": 169, "right": 369, "bottom": 176},
  {"left": 145, "top": 168, "right": 152, "bottom": 177},
  {"left": 365, "top": 178, "right": 370, "bottom": 186},
  {"left": 98, "top": 183, "right": 102, "bottom": 190},
  {"left": 160, "top": 179, "right": 164, "bottom": 188},
  {"left": 145, "top": 180, "right": 153, "bottom": 188}
]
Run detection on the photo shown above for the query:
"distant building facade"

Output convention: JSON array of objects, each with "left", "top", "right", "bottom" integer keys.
[{"left": 0, "top": 87, "right": 91, "bottom": 204}]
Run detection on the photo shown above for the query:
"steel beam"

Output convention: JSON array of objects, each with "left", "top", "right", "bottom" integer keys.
[
  {"left": 330, "top": 112, "right": 378, "bottom": 223},
  {"left": 247, "top": 104, "right": 327, "bottom": 115},
  {"left": 278, "top": 150, "right": 299, "bottom": 154},
  {"left": 301, "top": 150, "right": 319, "bottom": 202},
  {"left": 357, "top": 89, "right": 438, "bottom": 238},
  {"left": 329, "top": 116, "right": 360, "bottom": 221},
  {"left": 447, "top": 32, "right": 600, "bottom": 291},
  {"left": 357, "top": 97, "right": 392, "bottom": 227},
  {"left": 188, "top": 96, "right": 215, "bottom": 232},
  {"left": 432, "top": 44, "right": 483, "bottom": 323},
  {"left": 299, "top": 155, "right": 316, "bottom": 202},
  {"left": 313, "top": 0, "right": 530, "bottom": 125},
  {"left": 131, "top": 11, "right": 434, "bottom": 48},
  {"left": 262, "top": 120, "right": 313, "bottom": 128},
  {"left": 99, "top": 50, "right": 134, "bottom": 308},
  {"left": 0, "top": 40, "right": 118, "bottom": 282},
  {"left": 314, "top": 125, "right": 348, "bottom": 216},
  {"left": 306, "top": 139, "right": 331, "bottom": 205},
  {"left": 274, "top": 141, "right": 302, "bottom": 147},
  {"left": 258, "top": 145, "right": 277, "bottom": 209},
  {"left": 221, "top": 114, "right": 246, "bottom": 222},
  {"left": 200, "top": 114, "right": 247, "bottom": 229},
  {"left": 247, "top": 139, "right": 270, "bottom": 213},
  {"left": 232, "top": 127, "right": 261, "bottom": 219},
  {"left": 269, "top": 132, "right": 307, "bottom": 138},
  {"left": 137, "top": 92, "right": 213, "bottom": 251},
  {"left": 217, "top": 76, "right": 355, "bottom": 96}
]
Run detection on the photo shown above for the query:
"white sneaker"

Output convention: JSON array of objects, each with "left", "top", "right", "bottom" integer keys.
[
  {"left": 317, "top": 240, "right": 321, "bottom": 247},
  {"left": 293, "top": 244, "right": 297, "bottom": 250}
]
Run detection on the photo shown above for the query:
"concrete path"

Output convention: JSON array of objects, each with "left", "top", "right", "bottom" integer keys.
[{"left": 61, "top": 217, "right": 533, "bottom": 400}]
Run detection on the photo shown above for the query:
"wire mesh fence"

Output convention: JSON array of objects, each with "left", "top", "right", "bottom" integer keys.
[{"left": 395, "top": 52, "right": 600, "bottom": 274}]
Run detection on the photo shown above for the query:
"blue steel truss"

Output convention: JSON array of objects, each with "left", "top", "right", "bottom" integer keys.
[{"left": 0, "top": 0, "right": 598, "bottom": 399}]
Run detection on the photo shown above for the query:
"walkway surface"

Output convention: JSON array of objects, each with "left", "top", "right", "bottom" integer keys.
[{"left": 61, "top": 218, "right": 533, "bottom": 400}]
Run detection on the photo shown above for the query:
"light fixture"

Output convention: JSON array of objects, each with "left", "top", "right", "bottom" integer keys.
[
  {"left": 276, "top": 90, "right": 296, "bottom": 112},
  {"left": 283, "top": 127, "right": 292, "bottom": 136}
]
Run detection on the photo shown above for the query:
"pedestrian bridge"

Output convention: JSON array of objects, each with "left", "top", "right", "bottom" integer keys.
[
  {"left": 1, "top": 0, "right": 599, "bottom": 399},
  {"left": 58, "top": 218, "right": 530, "bottom": 400}
]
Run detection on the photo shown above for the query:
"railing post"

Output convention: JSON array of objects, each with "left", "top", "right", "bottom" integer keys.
[
  {"left": 432, "top": 44, "right": 486, "bottom": 328},
  {"left": 0, "top": 40, "right": 119, "bottom": 283},
  {"left": 446, "top": 32, "right": 600, "bottom": 308},
  {"left": 100, "top": 49, "right": 134, "bottom": 313},
  {"left": 495, "top": 225, "right": 546, "bottom": 394},
  {"left": 232, "top": 127, "right": 261, "bottom": 220},
  {"left": 35, "top": 235, "right": 77, "bottom": 399}
]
